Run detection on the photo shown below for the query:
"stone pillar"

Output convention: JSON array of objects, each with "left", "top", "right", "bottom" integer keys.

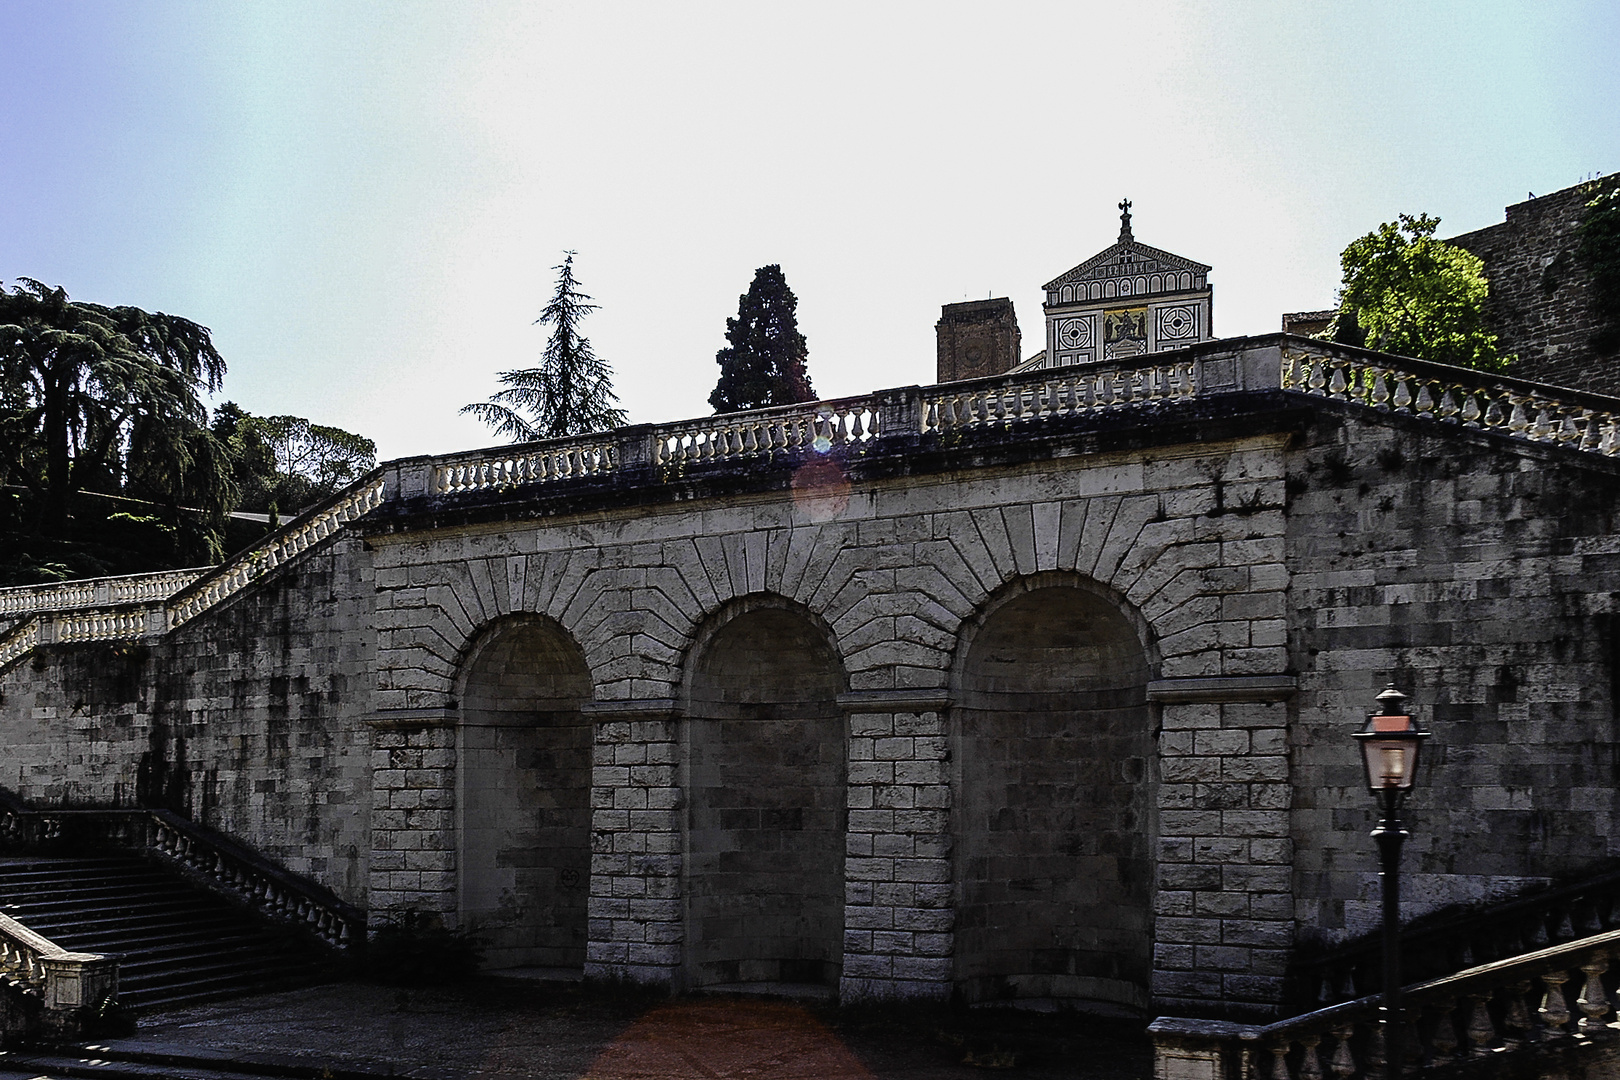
[
  {"left": 838, "top": 690, "right": 954, "bottom": 1002},
  {"left": 365, "top": 709, "right": 458, "bottom": 929},
  {"left": 1148, "top": 676, "right": 1297, "bottom": 1018},
  {"left": 582, "top": 700, "right": 682, "bottom": 987}
]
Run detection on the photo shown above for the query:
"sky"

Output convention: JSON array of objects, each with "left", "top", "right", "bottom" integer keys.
[{"left": 2, "top": 1, "right": 1616, "bottom": 461}]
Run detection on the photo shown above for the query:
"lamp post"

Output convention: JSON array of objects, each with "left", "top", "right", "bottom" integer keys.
[{"left": 1353, "top": 684, "right": 1430, "bottom": 1080}]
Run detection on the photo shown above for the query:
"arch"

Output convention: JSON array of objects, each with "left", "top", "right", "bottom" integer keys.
[
  {"left": 682, "top": 595, "right": 848, "bottom": 991},
  {"left": 1150, "top": 274, "right": 1162, "bottom": 293},
  {"left": 1119, "top": 279, "right": 1132, "bottom": 297},
  {"left": 950, "top": 573, "right": 1156, "bottom": 1011},
  {"left": 1062, "top": 285, "right": 1074, "bottom": 304},
  {"left": 1105, "top": 280, "right": 1117, "bottom": 299},
  {"left": 1179, "top": 271, "right": 1191, "bottom": 289},
  {"left": 1090, "top": 282, "right": 1102, "bottom": 300},
  {"left": 455, "top": 614, "right": 594, "bottom": 971}
]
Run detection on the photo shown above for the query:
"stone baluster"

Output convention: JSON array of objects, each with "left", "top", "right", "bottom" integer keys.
[
  {"left": 1295, "top": 1035, "right": 1323, "bottom": 1080},
  {"left": 1427, "top": 997, "right": 1460, "bottom": 1064},
  {"left": 1326, "top": 1024, "right": 1357, "bottom": 1079},
  {"left": 1539, "top": 969, "right": 1572, "bottom": 1037},
  {"left": 1267, "top": 1040, "right": 1292, "bottom": 1079},
  {"left": 1464, "top": 993, "right": 1496, "bottom": 1056},
  {"left": 1577, "top": 953, "right": 1611, "bottom": 1031}
]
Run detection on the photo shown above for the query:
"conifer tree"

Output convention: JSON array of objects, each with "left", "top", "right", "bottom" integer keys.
[
  {"left": 709, "top": 265, "right": 814, "bottom": 413},
  {"left": 463, "top": 253, "right": 626, "bottom": 441}
]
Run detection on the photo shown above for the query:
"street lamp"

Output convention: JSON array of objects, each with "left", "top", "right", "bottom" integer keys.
[{"left": 1353, "top": 684, "right": 1430, "bottom": 1080}]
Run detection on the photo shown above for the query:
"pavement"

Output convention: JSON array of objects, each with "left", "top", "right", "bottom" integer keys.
[{"left": 0, "top": 979, "right": 1153, "bottom": 1080}]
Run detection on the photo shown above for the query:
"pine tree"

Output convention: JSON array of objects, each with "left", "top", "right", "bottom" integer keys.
[
  {"left": 462, "top": 253, "right": 627, "bottom": 441},
  {"left": 709, "top": 265, "right": 814, "bottom": 413}
]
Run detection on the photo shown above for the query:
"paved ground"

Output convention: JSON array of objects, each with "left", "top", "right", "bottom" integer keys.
[{"left": 56, "top": 980, "right": 1153, "bottom": 1079}]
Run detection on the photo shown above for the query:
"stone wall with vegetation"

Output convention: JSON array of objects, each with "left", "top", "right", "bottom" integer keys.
[{"left": 1452, "top": 174, "right": 1620, "bottom": 394}]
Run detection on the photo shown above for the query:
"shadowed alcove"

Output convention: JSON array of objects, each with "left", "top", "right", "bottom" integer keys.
[
  {"left": 953, "top": 580, "right": 1154, "bottom": 1010},
  {"left": 457, "top": 616, "right": 593, "bottom": 972},
  {"left": 684, "top": 601, "right": 847, "bottom": 991}
]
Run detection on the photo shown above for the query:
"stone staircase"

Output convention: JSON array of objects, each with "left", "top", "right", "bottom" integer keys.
[{"left": 0, "top": 856, "right": 339, "bottom": 1012}]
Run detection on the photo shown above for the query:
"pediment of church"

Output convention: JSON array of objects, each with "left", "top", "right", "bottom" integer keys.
[{"left": 1042, "top": 241, "right": 1213, "bottom": 292}]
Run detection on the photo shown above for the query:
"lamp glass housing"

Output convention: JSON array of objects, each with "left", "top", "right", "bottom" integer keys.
[{"left": 1354, "top": 711, "right": 1428, "bottom": 793}]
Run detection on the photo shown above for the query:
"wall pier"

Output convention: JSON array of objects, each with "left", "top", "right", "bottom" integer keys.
[{"left": 839, "top": 690, "right": 954, "bottom": 1002}]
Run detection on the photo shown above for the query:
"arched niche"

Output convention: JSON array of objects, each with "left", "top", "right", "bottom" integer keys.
[
  {"left": 456, "top": 615, "right": 593, "bottom": 972},
  {"left": 952, "top": 577, "right": 1155, "bottom": 1011},
  {"left": 683, "top": 598, "right": 848, "bottom": 991}
]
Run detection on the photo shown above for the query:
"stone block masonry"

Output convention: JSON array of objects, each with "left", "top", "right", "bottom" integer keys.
[
  {"left": 1451, "top": 174, "right": 1620, "bottom": 396},
  {"left": 8, "top": 342, "right": 1620, "bottom": 1020}
]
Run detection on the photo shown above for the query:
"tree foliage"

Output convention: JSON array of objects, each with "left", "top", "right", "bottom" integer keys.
[
  {"left": 0, "top": 278, "right": 230, "bottom": 543},
  {"left": 212, "top": 403, "right": 377, "bottom": 515},
  {"left": 462, "top": 253, "right": 626, "bottom": 442},
  {"left": 710, "top": 264, "right": 814, "bottom": 413},
  {"left": 1327, "top": 214, "right": 1508, "bottom": 372}
]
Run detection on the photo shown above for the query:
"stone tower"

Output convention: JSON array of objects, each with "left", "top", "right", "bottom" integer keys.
[
  {"left": 1035, "top": 199, "right": 1214, "bottom": 369},
  {"left": 936, "top": 297, "right": 1022, "bottom": 383}
]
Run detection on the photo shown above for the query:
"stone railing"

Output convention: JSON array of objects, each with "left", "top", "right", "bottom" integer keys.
[
  {"left": 1284, "top": 345, "right": 1620, "bottom": 456},
  {"left": 1290, "top": 865, "right": 1620, "bottom": 1012},
  {"left": 921, "top": 355, "right": 1197, "bottom": 433},
  {"left": 432, "top": 434, "right": 618, "bottom": 496},
  {"left": 1152, "top": 928, "right": 1620, "bottom": 1078},
  {"left": 166, "top": 470, "right": 387, "bottom": 625},
  {"left": 0, "top": 799, "right": 363, "bottom": 952},
  {"left": 0, "top": 910, "right": 118, "bottom": 1040},
  {"left": 9, "top": 338, "right": 1620, "bottom": 673},
  {"left": 0, "top": 567, "right": 210, "bottom": 618},
  {"left": 655, "top": 395, "right": 881, "bottom": 466},
  {"left": 0, "top": 472, "right": 386, "bottom": 674}
]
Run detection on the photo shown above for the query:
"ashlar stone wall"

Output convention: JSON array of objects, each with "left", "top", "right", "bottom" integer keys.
[
  {"left": 0, "top": 536, "right": 376, "bottom": 905},
  {"left": 366, "top": 432, "right": 1295, "bottom": 1008}
]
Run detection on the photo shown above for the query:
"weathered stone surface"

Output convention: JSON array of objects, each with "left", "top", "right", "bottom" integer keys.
[{"left": 6, "top": 346, "right": 1620, "bottom": 1019}]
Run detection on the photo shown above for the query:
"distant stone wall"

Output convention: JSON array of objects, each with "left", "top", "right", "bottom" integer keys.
[
  {"left": 1451, "top": 175, "right": 1620, "bottom": 394},
  {"left": 0, "top": 537, "right": 376, "bottom": 905}
]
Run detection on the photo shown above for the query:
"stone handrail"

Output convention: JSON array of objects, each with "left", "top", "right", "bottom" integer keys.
[
  {"left": 0, "top": 800, "right": 363, "bottom": 952},
  {"left": 0, "top": 910, "right": 118, "bottom": 1039},
  {"left": 655, "top": 395, "right": 882, "bottom": 466},
  {"left": 1290, "top": 864, "right": 1620, "bottom": 1012},
  {"left": 0, "top": 567, "right": 210, "bottom": 618},
  {"left": 1284, "top": 344, "right": 1620, "bottom": 456},
  {"left": 922, "top": 355, "right": 1197, "bottom": 433},
  {"left": 8, "top": 338, "right": 1620, "bottom": 674},
  {"left": 432, "top": 434, "right": 618, "bottom": 496},
  {"left": 165, "top": 470, "right": 387, "bottom": 625},
  {"left": 1153, "top": 928, "right": 1620, "bottom": 1078},
  {"left": 0, "top": 473, "right": 387, "bottom": 674}
]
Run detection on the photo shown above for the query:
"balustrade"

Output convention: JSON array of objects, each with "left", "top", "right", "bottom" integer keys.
[
  {"left": 1294, "top": 866, "right": 1620, "bottom": 1010},
  {"left": 655, "top": 398, "right": 879, "bottom": 467},
  {"left": 1155, "top": 929, "right": 1620, "bottom": 1078},
  {"left": 1283, "top": 348, "right": 1620, "bottom": 456},
  {"left": 0, "top": 802, "right": 361, "bottom": 952},
  {"left": 922, "top": 358, "right": 1197, "bottom": 435},
  {"left": 434, "top": 438, "right": 616, "bottom": 494}
]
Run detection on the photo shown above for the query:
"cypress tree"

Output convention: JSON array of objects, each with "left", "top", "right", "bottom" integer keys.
[{"left": 709, "top": 265, "right": 814, "bottom": 413}]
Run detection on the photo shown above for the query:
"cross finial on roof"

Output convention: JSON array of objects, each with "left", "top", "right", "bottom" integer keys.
[{"left": 1118, "top": 198, "right": 1134, "bottom": 243}]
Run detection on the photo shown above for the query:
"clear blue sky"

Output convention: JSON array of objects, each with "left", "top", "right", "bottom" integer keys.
[{"left": 2, "top": 1, "right": 1616, "bottom": 460}]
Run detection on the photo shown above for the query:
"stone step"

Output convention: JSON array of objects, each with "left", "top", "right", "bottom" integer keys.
[{"left": 0, "top": 855, "right": 336, "bottom": 1013}]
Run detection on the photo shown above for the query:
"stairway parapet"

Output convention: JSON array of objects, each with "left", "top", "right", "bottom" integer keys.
[
  {"left": 1152, "top": 927, "right": 1620, "bottom": 1078},
  {"left": 0, "top": 802, "right": 364, "bottom": 954},
  {"left": 0, "top": 910, "right": 117, "bottom": 1041}
]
